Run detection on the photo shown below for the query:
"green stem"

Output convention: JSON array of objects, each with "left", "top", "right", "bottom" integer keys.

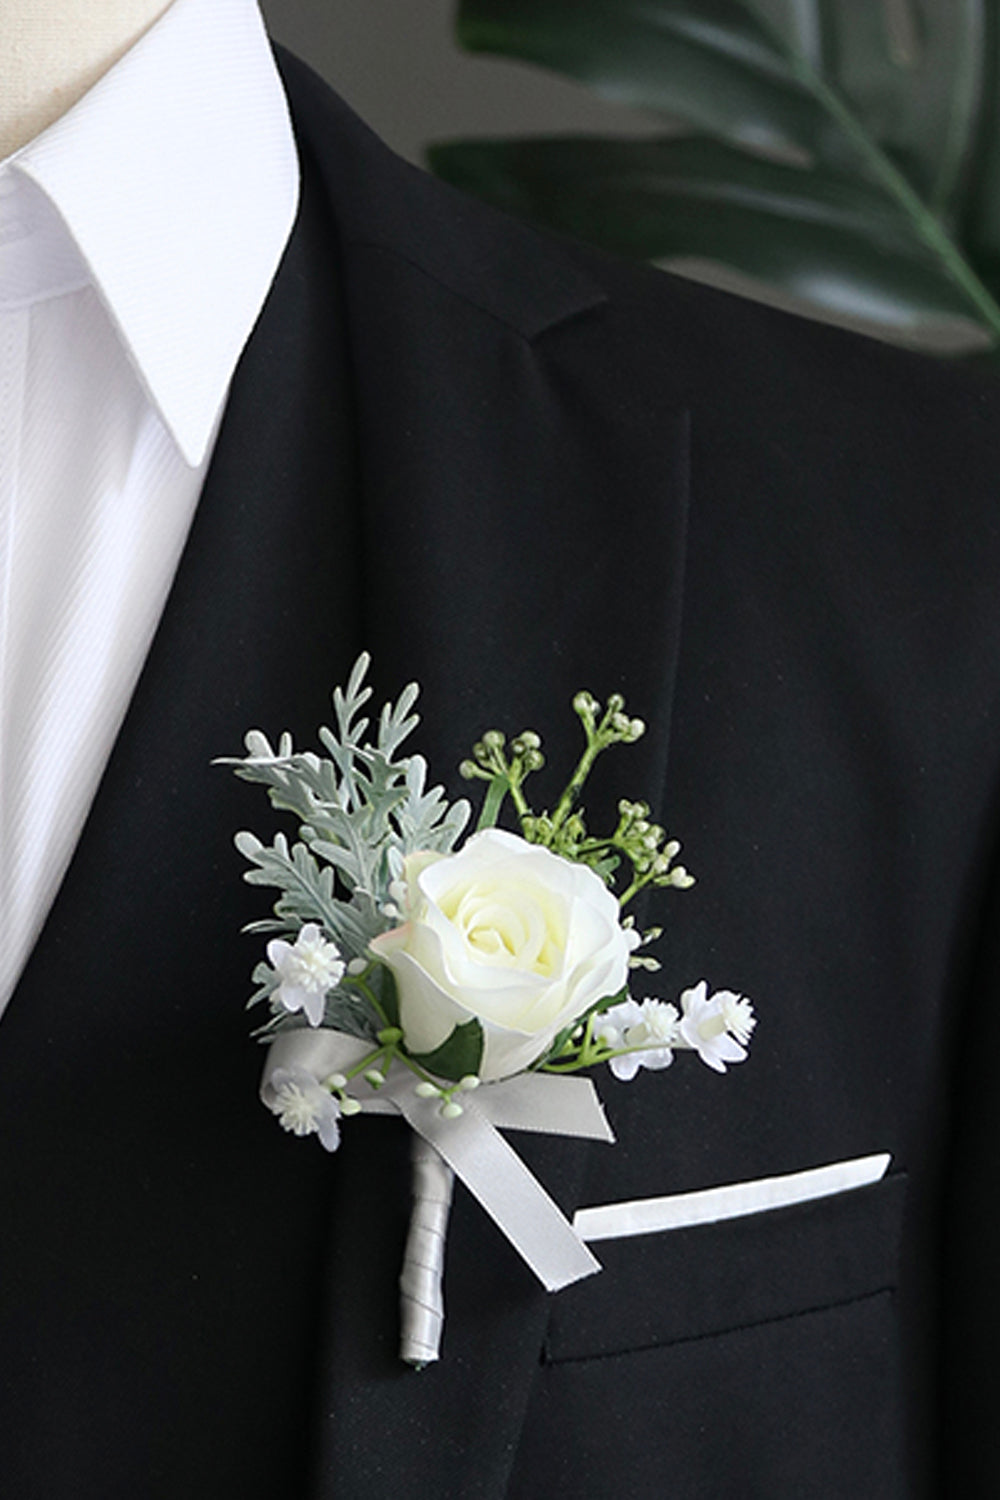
[
  {"left": 338, "top": 973, "right": 471, "bottom": 1094},
  {"left": 345, "top": 972, "right": 391, "bottom": 1029},
  {"left": 579, "top": 1009, "right": 600, "bottom": 1065},
  {"left": 509, "top": 779, "right": 532, "bottom": 828},
  {"left": 574, "top": 836, "right": 615, "bottom": 858},
  {"left": 328, "top": 1035, "right": 457, "bottom": 1095},
  {"left": 542, "top": 1039, "right": 675, "bottom": 1074},
  {"left": 539, "top": 1009, "right": 607, "bottom": 1072},
  {"left": 477, "top": 773, "right": 509, "bottom": 831},
  {"left": 392, "top": 1048, "right": 450, "bottom": 1090},
  {"left": 339, "top": 1044, "right": 391, "bottom": 1083},
  {"left": 550, "top": 737, "right": 601, "bottom": 832},
  {"left": 618, "top": 873, "right": 648, "bottom": 908}
]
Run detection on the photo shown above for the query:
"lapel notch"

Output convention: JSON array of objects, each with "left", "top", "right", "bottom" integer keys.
[{"left": 274, "top": 45, "right": 609, "bottom": 342}]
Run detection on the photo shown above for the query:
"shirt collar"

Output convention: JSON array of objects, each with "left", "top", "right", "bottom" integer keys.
[{"left": 5, "top": 0, "right": 299, "bottom": 467}]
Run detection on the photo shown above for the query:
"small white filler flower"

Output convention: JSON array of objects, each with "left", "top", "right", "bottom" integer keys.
[
  {"left": 268, "top": 1065, "right": 342, "bottom": 1151},
  {"left": 598, "top": 997, "right": 681, "bottom": 1081},
  {"left": 267, "top": 923, "right": 345, "bottom": 1027},
  {"left": 678, "top": 981, "right": 756, "bottom": 1072}
]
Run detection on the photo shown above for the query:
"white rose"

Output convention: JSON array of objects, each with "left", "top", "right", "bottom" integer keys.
[{"left": 369, "top": 828, "right": 636, "bottom": 1081}]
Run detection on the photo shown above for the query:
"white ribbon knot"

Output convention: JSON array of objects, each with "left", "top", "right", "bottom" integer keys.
[{"left": 261, "top": 1029, "right": 614, "bottom": 1291}]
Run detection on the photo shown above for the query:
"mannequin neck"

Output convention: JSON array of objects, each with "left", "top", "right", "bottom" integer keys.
[{"left": 0, "top": 0, "right": 175, "bottom": 161}]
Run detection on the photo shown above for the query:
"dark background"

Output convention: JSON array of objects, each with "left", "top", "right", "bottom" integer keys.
[{"left": 260, "top": 0, "right": 659, "bottom": 166}]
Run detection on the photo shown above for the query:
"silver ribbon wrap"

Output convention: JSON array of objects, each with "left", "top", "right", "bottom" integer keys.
[
  {"left": 261, "top": 1030, "right": 614, "bottom": 1363},
  {"left": 399, "top": 1136, "right": 454, "bottom": 1366}
]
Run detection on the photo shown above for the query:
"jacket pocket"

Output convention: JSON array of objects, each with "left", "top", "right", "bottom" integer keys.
[{"left": 545, "top": 1169, "right": 907, "bottom": 1364}]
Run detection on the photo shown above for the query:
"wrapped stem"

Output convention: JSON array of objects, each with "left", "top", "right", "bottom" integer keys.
[{"left": 399, "top": 1134, "right": 455, "bottom": 1367}]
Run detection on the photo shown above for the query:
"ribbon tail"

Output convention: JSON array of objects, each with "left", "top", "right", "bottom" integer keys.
[
  {"left": 261, "top": 1032, "right": 605, "bottom": 1293},
  {"left": 394, "top": 1092, "right": 602, "bottom": 1292}
]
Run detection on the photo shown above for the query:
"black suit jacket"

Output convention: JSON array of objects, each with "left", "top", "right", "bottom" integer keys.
[{"left": 2, "top": 45, "right": 999, "bottom": 1499}]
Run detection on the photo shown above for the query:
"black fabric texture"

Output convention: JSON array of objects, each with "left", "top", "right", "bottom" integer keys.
[{"left": 1, "top": 40, "right": 1000, "bottom": 1500}]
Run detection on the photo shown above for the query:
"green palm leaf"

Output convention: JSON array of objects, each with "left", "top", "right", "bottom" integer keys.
[{"left": 431, "top": 0, "right": 1000, "bottom": 352}]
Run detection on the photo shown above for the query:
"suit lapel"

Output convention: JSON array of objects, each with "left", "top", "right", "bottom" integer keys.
[
  {"left": 273, "top": 46, "right": 689, "bottom": 794},
  {"left": 274, "top": 52, "right": 692, "bottom": 1496}
]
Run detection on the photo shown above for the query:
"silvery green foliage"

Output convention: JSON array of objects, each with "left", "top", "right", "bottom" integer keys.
[
  {"left": 219, "top": 655, "right": 471, "bottom": 1033},
  {"left": 224, "top": 655, "right": 469, "bottom": 910},
  {"left": 233, "top": 831, "right": 385, "bottom": 957},
  {"left": 235, "top": 831, "right": 385, "bottom": 1038}
]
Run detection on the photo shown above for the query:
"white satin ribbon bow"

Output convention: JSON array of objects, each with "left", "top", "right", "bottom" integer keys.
[{"left": 261, "top": 1029, "right": 613, "bottom": 1291}]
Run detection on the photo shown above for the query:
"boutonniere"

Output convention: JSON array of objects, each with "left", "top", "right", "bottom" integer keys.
[{"left": 219, "top": 656, "right": 756, "bottom": 1366}]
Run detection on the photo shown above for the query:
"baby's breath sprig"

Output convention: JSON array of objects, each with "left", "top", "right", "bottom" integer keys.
[
  {"left": 552, "top": 690, "right": 647, "bottom": 828},
  {"left": 460, "top": 689, "right": 694, "bottom": 906},
  {"left": 608, "top": 799, "right": 695, "bottom": 906},
  {"left": 459, "top": 728, "right": 545, "bottom": 831}
]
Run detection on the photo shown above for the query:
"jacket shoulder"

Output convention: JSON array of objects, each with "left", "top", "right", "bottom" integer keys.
[{"left": 276, "top": 43, "right": 1000, "bottom": 488}]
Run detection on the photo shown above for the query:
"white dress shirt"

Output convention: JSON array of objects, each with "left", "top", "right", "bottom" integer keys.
[{"left": 0, "top": 0, "right": 299, "bottom": 1018}]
